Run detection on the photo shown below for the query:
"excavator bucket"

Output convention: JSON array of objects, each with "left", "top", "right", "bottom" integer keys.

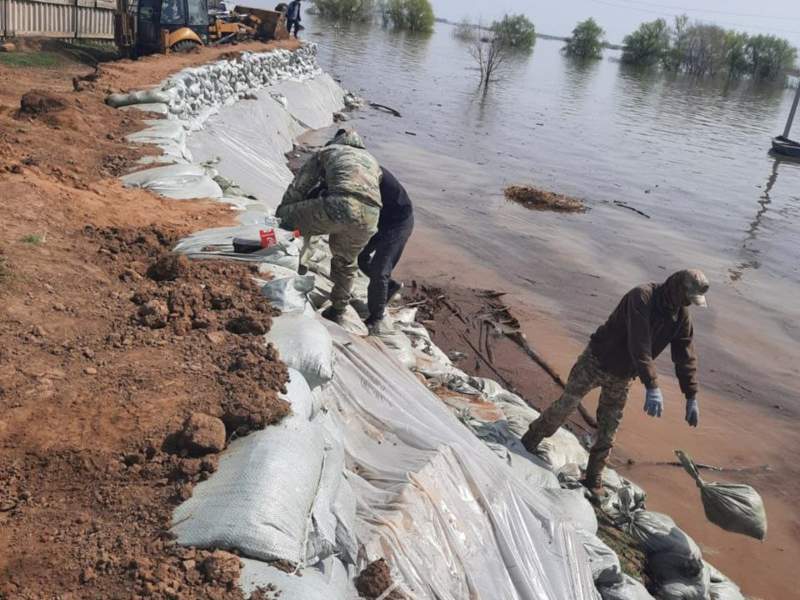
[{"left": 233, "top": 6, "right": 289, "bottom": 40}]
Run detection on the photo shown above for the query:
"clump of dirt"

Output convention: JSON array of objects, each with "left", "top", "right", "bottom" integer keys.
[
  {"left": 355, "top": 559, "right": 406, "bottom": 599},
  {"left": 505, "top": 185, "right": 586, "bottom": 213},
  {"left": 18, "top": 89, "right": 67, "bottom": 115},
  {"left": 147, "top": 252, "right": 190, "bottom": 281}
]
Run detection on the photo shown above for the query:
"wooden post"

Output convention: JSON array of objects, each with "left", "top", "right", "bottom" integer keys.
[{"left": 783, "top": 83, "right": 800, "bottom": 139}]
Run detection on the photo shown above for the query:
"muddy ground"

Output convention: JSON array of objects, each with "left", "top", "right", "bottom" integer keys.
[{"left": 0, "top": 40, "right": 298, "bottom": 599}]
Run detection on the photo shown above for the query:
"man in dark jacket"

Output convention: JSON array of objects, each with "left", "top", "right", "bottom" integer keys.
[
  {"left": 357, "top": 167, "right": 414, "bottom": 334},
  {"left": 286, "top": 0, "right": 302, "bottom": 38},
  {"left": 522, "top": 269, "right": 710, "bottom": 495}
]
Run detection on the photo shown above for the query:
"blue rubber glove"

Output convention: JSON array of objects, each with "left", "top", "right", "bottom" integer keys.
[
  {"left": 685, "top": 398, "right": 699, "bottom": 427},
  {"left": 643, "top": 388, "right": 663, "bottom": 417}
]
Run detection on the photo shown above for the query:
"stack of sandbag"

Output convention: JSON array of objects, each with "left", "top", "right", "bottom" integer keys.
[
  {"left": 618, "top": 498, "right": 710, "bottom": 600},
  {"left": 675, "top": 450, "right": 767, "bottom": 541}
]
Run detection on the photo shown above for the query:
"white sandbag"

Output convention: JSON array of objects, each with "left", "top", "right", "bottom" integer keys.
[
  {"left": 259, "top": 265, "right": 315, "bottom": 313},
  {"left": 122, "top": 164, "right": 222, "bottom": 200},
  {"left": 239, "top": 556, "right": 356, "bottom": 599},
  {"left": 266, "top": 313, "right": 334, "bottom": 388},
  {"left": 600, "top": 575, "right": 655, "bottom": 600},
  {"left": 676, "top": 450, "right": 767, "bottom": 541},
  {"left": 284, "top": 367, "right": 313, "bottom": 421},
  {"left": 171, "top": 411, "right": 324, "bottom": 563},
  {"left": 126, "top": 119, "right": 190, "bottom": 161},
  {"left": 106, "top": 88, "right": 172, "bottom": 108}
]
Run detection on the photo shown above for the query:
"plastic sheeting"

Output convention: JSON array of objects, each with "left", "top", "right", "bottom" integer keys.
[
  {"left": 319, "top": 324, "right": 601, "bottom": 600},
  {"left": 122, "top": 164, "right": 222, "bottom": 200}
]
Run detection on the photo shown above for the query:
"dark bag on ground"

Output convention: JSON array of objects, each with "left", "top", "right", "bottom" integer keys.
[{"left": 675, "top": 450, "right": 767, "bottom": 541}]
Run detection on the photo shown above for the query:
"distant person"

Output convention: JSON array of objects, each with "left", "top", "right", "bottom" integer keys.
[
  {"left": 276, "top": 129, "right": 382, "bottom": 325},
  {"left": 358, "top": 167, "right": 414, "bottom": 335},
  {"left": 522, "top": 269, "right": 710, "bottom": 497},
  {"left": 286, "top": 0, "right": 302, "bottom": 38}
]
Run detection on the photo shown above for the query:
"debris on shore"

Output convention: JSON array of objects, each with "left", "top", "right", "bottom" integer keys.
[{"left": 504, "top": 184, "right": 587, "bottom": 213}]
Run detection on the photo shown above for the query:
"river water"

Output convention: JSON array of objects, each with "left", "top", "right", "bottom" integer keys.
[{"left": 303, "top": 18, "right": 800, "bottom": 597}]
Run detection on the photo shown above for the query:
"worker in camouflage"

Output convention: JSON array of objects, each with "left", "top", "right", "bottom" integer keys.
[
  {"left": 522, "top": 269, "right": 710, "bottom": 497},
  {"left": 276, "top": 129, "right": 382, "bottom": 323}
]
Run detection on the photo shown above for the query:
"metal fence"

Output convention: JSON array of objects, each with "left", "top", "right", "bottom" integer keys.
[{"left": 0, "top": 0, "right": 117, "bottom": 40}]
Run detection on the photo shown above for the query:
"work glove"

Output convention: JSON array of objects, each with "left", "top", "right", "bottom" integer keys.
[
  {"left": 643, "top": 387, "right": 663, "bottom": 417},
  {"left": 685, "top": 398, "right": 699, "bottom": 427}
]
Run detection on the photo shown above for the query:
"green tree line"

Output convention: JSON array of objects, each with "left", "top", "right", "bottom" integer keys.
[
  {"left": 622, "top": 15, "right": 797, "bottom": 81},
  {"left": 312, "top": 0, "right": 435, "bottom": 32}
]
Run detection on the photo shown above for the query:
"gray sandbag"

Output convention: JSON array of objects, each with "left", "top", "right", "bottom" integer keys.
[
  {"left": 600, "top": 575, "right": 655, "bottom": 600},
  {"left": 171, "top": 370, "right": 324, "bottom": 563},
  {"left": 258, "top": 264, "right": 315, "bottom": 313},
  {"left": 239, "top": 556, "right": 356, "bottom": 599},
  {"left": 266, "top": 313, "right": 334, "bottom": 388},
  {"left": 106, "top": 88, "right": 172, "bottom": 108},
  {"left": 676, "top": 450, "right": 767, "bottom": 541}
]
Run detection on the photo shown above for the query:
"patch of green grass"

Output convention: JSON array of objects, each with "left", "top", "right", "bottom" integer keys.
[
  {"left": 0, "top": 51, "right": 64, "bottom": 69},
  {"left": 20, "top": 233, "right": 45, "bottom": 245}
]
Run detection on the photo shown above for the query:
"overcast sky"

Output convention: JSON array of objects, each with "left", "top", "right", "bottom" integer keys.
[{"left": 431, "top": 0, "right": 800, "bottom": 46}]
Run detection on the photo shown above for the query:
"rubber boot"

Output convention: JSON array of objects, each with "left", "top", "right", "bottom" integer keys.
[
  {"left": 321, "top": 306, "right": 345, "bottom": 325},
  {"left": 581, "top": 458, "right": 607, "bottom": 500},
  {"left": 521, "top": 426, "right": 545, "bottom": 454},
  {"left": 387, "top": 280, "right": 403, "bottom": 304}
]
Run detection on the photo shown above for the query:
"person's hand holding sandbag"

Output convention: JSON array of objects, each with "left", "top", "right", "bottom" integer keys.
[{"left": 675, "top": 450, "right": 767, "bottom": 540}]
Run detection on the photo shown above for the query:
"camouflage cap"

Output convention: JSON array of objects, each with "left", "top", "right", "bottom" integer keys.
[
  {"left": 681, "top": 269, "right": 710, "bottom": 307},
  {"left": 326, "top": 128, "right": 366, "bottom": 149}
]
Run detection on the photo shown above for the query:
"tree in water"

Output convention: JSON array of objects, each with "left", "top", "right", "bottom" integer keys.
[
  {"left": 384, "top": 0, "right": 434, "bottom": 32},
  {"left": 491, "top": 14, "right": 536, "bottom": 52},
  {"left": 747, "top": 34, "right": 797, "bottom": 81},
  {"left": 563, "top": 18, "right": 605, "bottom": 59},
  {"left": 313, "top": 0, "right": 374, "bottom": 21},
  {"left": 622, "top": 18, "right": 671, "bottom": 66}
]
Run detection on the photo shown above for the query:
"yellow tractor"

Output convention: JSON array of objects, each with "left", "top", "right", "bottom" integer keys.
[{"left": 115, "top": 0, "right": 287, "bottom": 57}]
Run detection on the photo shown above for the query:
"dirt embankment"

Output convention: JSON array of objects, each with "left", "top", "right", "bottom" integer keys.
[{"left": 0, "top": 41, "right": 298, "bottom": 599}]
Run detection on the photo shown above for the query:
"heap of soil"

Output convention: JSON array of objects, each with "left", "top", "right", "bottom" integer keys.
[
  {"left": 0, "top": 36, "right": 302, "bottom": 599},
  {"left": 355, "top": 559, "right": 406, "bottom": 599},
  {"left": 504, "top": 184, "right": 586, "bottom": 213}
]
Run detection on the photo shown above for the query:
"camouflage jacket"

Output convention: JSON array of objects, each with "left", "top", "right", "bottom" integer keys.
[{"left": 281, "top": 130, "right": 382, "bottom": 210}]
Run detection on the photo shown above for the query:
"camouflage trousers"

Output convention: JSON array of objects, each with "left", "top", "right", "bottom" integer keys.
[
  {"left": 526, "top": 346, "right": 633, "bottom": 486},
  {"left": 276, "top": 195, "right": 379, "bottom": 312}
]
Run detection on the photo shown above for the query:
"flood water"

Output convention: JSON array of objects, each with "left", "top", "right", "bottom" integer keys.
[
  {"left": 308, "top": 17, "right": 800, "bottom": 414},
  {"left": 300, "top": 18, "right": 800, "bottom": 597}
]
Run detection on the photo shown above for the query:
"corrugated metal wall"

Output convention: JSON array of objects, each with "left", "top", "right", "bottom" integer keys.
[{"left": 0, "top": 0, "right": 116, "bottom": 39}]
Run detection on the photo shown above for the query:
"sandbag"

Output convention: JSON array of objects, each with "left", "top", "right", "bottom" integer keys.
[
  {"left": 266, "top": 313, "right": 334, "bottom": 388},
  {"left": 106, "top": 88, "right": 172, "bottom": 108},
  {"left": 600, "top": 575, "right": 655, "bottom": 600},
  {"left": 259, "top": 265, "right": 315, "bottom": 313},
  {"left": 706, "top": 563, "right": 745, "bottom": 600},
  {"left": 171, "top": 389, "right": 324, "bottom": 563},
  {"left": 676, "top": 450, "right": 767, "bottom": 541}
]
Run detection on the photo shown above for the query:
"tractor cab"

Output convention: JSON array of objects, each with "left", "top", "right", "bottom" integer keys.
[{"left": 135, "top": 0, "right": 209, "bottom": 56}]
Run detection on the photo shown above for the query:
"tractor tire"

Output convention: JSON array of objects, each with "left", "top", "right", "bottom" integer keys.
[{"left": 171, "top": 40, "right": 201, "bottom": 53}]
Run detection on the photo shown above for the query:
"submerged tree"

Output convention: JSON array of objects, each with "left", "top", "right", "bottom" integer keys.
[
  {"left": 747, "top": 34, "right": 798, "bottom": 81},
  {"left": 491, "top": 14, "right": 536, "bottom": 51},
  {"left": 384, "top": 0, "right": 434, "bottom": 32},
  {"left": 453, "top": 17, "right": 477, "bottom": 41},
  {"left": 623, "top": 15, "right": 797, "bottom": 81},
  {"left": 563, "top": 17, "right": 605, "bottom": 59},
  {"left": 313, "top": 0, "right": 375, "bottom": 21},
  {"left": 621, "top": 18, "right": 671, "bottom": 66},
  {"left": 470, "top": 33, "right": 511, "bottom": 91}
]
